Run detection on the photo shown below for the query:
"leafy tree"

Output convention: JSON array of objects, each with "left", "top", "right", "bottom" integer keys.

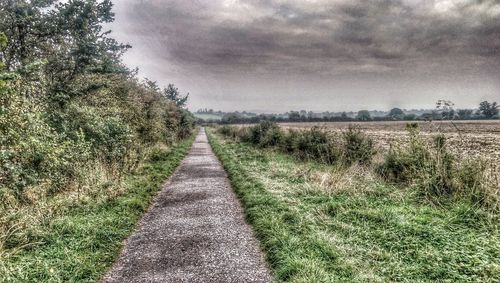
[
  {"left": 478, "top": 101, "right": 498, "bottom": 119},
  {"left": 0, "top": 0, "right": 55, "bottom": 70},
  {"left": 435, "top": 100, "right": 456, "bottom": 120},
  {"left": 0, "top": 0, "right": 194, "bottom": 198},
  {"left": 356, "top": 110, "right": 371, "bottom": 121},
  {"left": 163, "top": 83, "right": 189, "bottom": 107},
  {"left": 388, "top": 108, "right": 404, "bottom": 120},
  {"left": 441, "top": 109, "right": 455, "bottom": 120},
  {"left": 221, "top": 112, "right": 243, "bottom": 124},
  {"left": 457, "top": 109, "right": 473, "bottom": 120},
  {"left": 288, "top": 111, "right": 301, "bottom": 121},
  {"left": 0, "top": 0, "right": 130, "bottom": 99},
  {"left": 404, "top": 114, "right": 416, "bottom": 120}
]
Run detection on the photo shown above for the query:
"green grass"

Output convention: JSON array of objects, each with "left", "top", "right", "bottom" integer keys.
[
  {"left": 207, "top": 129, "right": 499, "bottom": 283},
  {"left": 193, "top": 113, "right": 222, "bottom": 121},
  {"left": 0, "top": 133, "right": 196, "bottom": 283}
]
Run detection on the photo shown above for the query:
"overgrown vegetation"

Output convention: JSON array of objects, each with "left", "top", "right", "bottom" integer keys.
[
  {"left": 217, "top": 122, "right": 375, "bottom": 167},
  {"left": 0, "top": 134, "right": 196, "bottom": 282},
  {"left": 217, "top": 122, "right": 497, "bottom": 211},
  {"left": 208, "top": 129, "right": 499, "bottom": 282},
  {"left": 377, "top": 125, "right": 498, "bottom": 210},
  {"left": 0, "top": 0, "right": 195, "bottom": 276}
]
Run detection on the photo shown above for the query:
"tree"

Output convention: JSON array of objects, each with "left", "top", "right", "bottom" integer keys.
[
  {"left": 388, "top": 108, "right": 404, "bottom": 120},
  {"left": 0, "top": 0, "right": 56, "bottom": 70},
  {"left": 163, "top": 83, "right": 188, "bottom": 107},
  {"left": 457, "top": 109, "right": 473, "bottom": 120},
  {"left": 0, "top": 0, "right": 131, "bottom": 105},
  {"left": 288, "top": 111, "right": 301, "bottom": 121},
  {"left": 0, "top": 32, "right": 6, "bottom": 71},
  {"left": 356, "top": 110, "right": 371, "bottom": 121},
  {"left": 404, "top": 114, "right": 416, "bottom": 120},
  {"left": 435, "top": 100, "right": 456, "bottom": 120},
  {"left": 478, "top": 101, "right": 498, "bottom": 119}
]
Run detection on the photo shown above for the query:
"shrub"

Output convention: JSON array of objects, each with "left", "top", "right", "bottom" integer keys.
[
  {"left": 0, "top": 5, "right": 196, "bottom": 263},
  {"left": 247, "top": 121, "right": 277, "bottom": 145},
  {"left": 217, "top": 123, "right": 377, "bottom": 167},
  {"left": 377, "top": 125, "right": 491, "bottom": 207},
  {"left": 259, "top": 123, "right": 284, "bottom": 147},
  {"left": 288, "top": 127, "right": 340, "bottom": 164},
  {"left": 0, "top": 82, "right": 90, "bottom": 196},
  {"left": 217, "top": 125, "right": 240, "bottom": 140},
  {"left": 341, "top": 127, "right": 375, "bottom": 165},
  {"left": 278, "top": 129, "right": 297, "bottom": 154},
  {"left": 218, "top": 125, "right": 234, "bottom": 137}
]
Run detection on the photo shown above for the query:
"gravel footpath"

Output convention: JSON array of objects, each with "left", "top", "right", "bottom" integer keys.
[{"left": 103, "top": 128, "right": 272, "bottom": 283}]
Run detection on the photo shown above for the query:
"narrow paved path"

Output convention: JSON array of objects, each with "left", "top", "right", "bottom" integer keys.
[{"left": 103, "top": 128, "right": 271, "bottom": 283}]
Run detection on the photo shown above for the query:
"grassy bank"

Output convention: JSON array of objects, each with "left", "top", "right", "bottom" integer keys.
[
  {"left": 0, "top": 132, "right": 196, "bottom": 282},
  {"left": 208, "top": 129, "right": 499, "bottom": 282}
]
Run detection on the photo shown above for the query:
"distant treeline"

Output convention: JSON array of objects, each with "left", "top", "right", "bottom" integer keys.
[{"left": 198, "top": 101, "right": 499, "bottom": 124}]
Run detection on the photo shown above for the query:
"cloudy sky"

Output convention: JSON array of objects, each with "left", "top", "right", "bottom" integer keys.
[{"left": 109, "top": 0, "right": 500, "bottom": 112}]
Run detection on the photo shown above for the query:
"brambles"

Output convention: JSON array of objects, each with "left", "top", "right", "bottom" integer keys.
[{"left": 283, "top": 126, "right": 340, "bottom": 164}]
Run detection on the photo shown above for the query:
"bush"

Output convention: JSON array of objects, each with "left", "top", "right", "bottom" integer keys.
[
  {"left": 219, "top": 123, "right": 343, "bottom": 165},
  {"left": 247, "top": 121, "right": 277, "bottom": 145},
  {"left": 259, "top": 123, "right": 284, "bottom": 147},
  {"left": 218, "top": 125, "right": 233, "bottom": 137},
  {"left": 377, "top": 126, "right": 491, "bottom": 206},
  {"left": 0, "top": 82, "right": 91, "bottom": 196},
  {"left": 287, "top": 127, "right": 340, "bottom": 164},
  {"left": 0, "top": 5, "right": 196, "bottom": 263},
  {"left": 341, "top": 127, "right": 375, "bottom": 165},
  {"left": 217, "top": 125, "right": 240, "bottom": 140},
  {"left": 217, "top": 123, "right": 377, "bottom": 166}
]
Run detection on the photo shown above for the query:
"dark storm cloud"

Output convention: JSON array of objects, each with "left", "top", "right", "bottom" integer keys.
[
  {"left": 117, "top": 0, "right": 500, "bottom": 74},
  {"left": 109, "top": 0, "right": 500, "bottom": 111}
]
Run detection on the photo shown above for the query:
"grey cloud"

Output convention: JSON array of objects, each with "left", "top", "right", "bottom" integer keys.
[
  {"left": 118, "top": 0, "right": 499, "bottom": 75},
  {"left": 109, "top": 0, "right": 500, "bottom": 112}
]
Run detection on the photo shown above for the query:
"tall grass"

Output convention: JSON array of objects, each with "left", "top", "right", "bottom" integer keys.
[
  {"left": 217, "top": 122, "right": 497, "bottom": 211},
  {"left": 377, "top": 126, "right": 498, "bottom": 210},
  {"left": 0, "top": 132, "right": 197, "bottom": 282}
]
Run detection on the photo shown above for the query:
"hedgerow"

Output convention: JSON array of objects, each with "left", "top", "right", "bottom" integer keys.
[
  {"left": 0, "top": 1, "right": 195, "bottom": 261},
  {"left": 216, "top": 122, "right": 374, "bottom": 166}
]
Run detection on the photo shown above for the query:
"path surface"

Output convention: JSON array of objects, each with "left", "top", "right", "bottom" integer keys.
[{"left": 103, "top": 128, "right": 271, "bottom": 283}]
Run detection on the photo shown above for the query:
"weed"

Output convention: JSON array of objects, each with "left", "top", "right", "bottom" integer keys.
[{"left": 377, "top": 126, "right": 496, "bottom": 209}]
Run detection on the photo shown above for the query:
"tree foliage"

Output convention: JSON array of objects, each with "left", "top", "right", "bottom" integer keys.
[
  {"left": 163, "top": 83, "right": 189, "bottom": 107},
  {"left": 388, "top": 108, "right": 404, "bottom": 120},
  {"left": 356, "top": 110, "right": 371, "bottom": 121},
  {"left": 479, "top": 101, "right": 498, "bottom": 119},
  {"left": 0, "top": 1, "right": 194, "bottom": 197}
]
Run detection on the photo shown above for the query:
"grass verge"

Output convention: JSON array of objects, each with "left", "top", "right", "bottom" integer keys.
[
  {"left": 0, "top": 132, "right": 196, "bottom": 283},
  {"left": 207, "top": 129, "right": 499, "bottom": 282}
]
